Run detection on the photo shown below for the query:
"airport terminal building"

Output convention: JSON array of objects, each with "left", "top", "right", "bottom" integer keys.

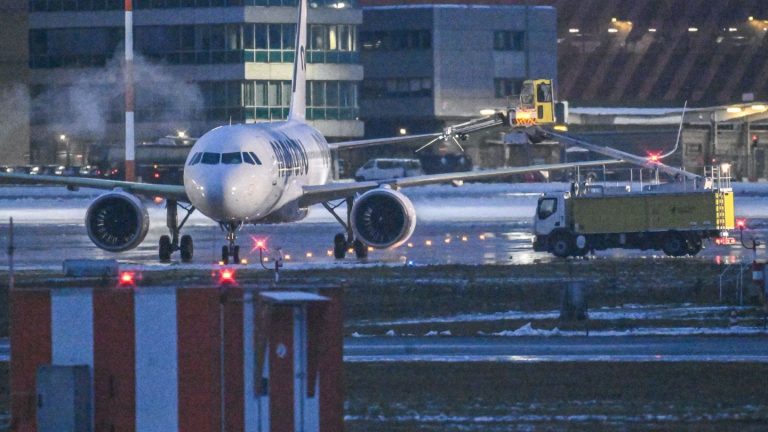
[
  {"left": 359, "top": 4, "right": 557, "bottom": 138},
  {"left": 26, "top": 0, "right": 364, "bottom": 164},
  {"left": 18, "top": 1, "right": 556, "bottom": 169}
]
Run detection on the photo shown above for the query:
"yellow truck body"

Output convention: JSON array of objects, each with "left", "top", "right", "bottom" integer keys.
[{"left": 570, "top": 190, "right": 735, "bottom": 234}]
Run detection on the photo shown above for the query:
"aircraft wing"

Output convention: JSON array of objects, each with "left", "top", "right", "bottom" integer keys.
[
  {"left": 0, "top": 172, "right": 189, "bottom": 202},
  {"left": 328, "top": 133, "right": 441, "bottom": 151},
  {"left": 328, "top": 113, "right": 507, "bottom": 151},
  {"left": 299, "top": 159, "right": 622, "bottom": 207},
  {"left": 548, "top": 131, "right": 701, "bottom": 180}
]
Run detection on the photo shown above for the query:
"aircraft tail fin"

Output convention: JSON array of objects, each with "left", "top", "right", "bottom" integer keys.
[{"left": 288, "top": 0, "right": 307, "bottom": 121}]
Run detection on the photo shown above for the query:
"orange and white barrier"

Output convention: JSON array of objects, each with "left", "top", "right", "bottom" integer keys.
[
  {"left": 753, "top": 261, "right": 765, "bottom": 288},
  {"left": 10, "top": 285, "right": 343, "bottom": 432}
]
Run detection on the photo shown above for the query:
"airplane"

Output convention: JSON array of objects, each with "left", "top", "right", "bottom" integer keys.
[{"left": 0, "top": 0, "right": 623, "bottom": 265}]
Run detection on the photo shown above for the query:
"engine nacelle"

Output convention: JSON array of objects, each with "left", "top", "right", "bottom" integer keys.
[
  {"left": 351, "top": 187, "right": 416, "bottom": 249},
  {"left": 85, "top": 191, "right": 150, "bottom": 252}
]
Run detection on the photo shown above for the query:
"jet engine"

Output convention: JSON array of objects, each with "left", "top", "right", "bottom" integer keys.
[
  {"left": 85, "top": 191, "right": 150, "bottom": 252},
  {"left": 351, "top": 187, "right": 416, "bottom": 249}
]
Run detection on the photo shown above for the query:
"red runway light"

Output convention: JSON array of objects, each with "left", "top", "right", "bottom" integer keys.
[
  {"left": 250, "top": 236, "right": 268, "bottom": 252},
  {"left": 118, "top": 271, "right": 136, "bottom": 286},
  {"left": 219, "top": 268, "right": 236, "bottom": 284},
  {"left": 737, "top": 219, "right": 746, "bottom": 230}
]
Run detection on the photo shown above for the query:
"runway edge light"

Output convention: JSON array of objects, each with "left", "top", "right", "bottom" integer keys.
[
  {"left": 118, "top": 271, "right": 137, "bottom": 287},
  {"left": 218, "top": 268, "right": 237, "bottom": 285}
]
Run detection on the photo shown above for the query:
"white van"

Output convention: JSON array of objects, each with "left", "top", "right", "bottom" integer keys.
[{"left": 354, "top": 158, "right": 424, "bottom": 181}]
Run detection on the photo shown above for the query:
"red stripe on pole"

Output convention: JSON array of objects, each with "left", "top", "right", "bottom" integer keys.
[
  {"left": 223, "top": 288, "right": 245, "bottom": 431},
  {"left": 10, "top": 291, "right": 52, "bottom": 432},
  {"left": 317, "top": 288, "right": 344, "bottom": 432},
  {"left": 269, "top": 306, "right": 294, "bottom": 432},
  {"left": 93, "top": 290, "right": 136, "bottom": 432},
  {"left": 124, "top": 160, "right": 135, "bottom": 182},
  {"left": 177, "top": 290, "right": 222, "bottom": 432},
  {"left": 125, "top": 0, "right": 132, "bottom": 11}
]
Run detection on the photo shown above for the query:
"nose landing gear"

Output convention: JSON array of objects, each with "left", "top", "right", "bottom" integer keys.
[{"left": 220, "top": 221, "right": 243, "bottom": 264}]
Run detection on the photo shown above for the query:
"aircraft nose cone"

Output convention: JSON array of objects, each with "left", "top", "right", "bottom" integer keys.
[{"left": 211, "top": 174, "right": 247, "bottom": 220}]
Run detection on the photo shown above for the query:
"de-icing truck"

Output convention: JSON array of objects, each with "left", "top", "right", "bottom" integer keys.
[{"left": 532, "top": 170, "right": 736, "bottom": 257}]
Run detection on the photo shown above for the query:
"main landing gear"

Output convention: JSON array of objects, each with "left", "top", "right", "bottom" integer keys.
[
  {"left": 323, "top": 198, "right": 369, "bottom": 260},
  {"left": 220, "top": 221, "right": 242, "bottom": 264},
  {"left": 159, "top": 200, "right": 196, "bottom": 263}
]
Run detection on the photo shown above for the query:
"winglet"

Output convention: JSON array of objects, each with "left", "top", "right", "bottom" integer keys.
[{"left": 288, "top": 0, "right": 308, "bottom": 121}]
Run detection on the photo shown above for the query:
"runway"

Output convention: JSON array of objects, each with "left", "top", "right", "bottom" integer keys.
[
  {"left": 3, "top": 335, "right": 767, "bottom": 363},
  {"left": 1, "top": 183, "right": 765, "bottom": 269},
  {"left": 343, "top": 335, "right": 768, "bottom": 362}
]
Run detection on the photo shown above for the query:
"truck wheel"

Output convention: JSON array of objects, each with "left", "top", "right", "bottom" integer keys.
[
  {"left": 550, "top": 232, "right": 574, "bottom": 258},
  {"left": 573, "top": 235, "right": 589, "bottom": 257},
  {"left": 685, "top": 235, "right": 703, "bottom": 256},
  {"left": 661, "top": 232, "right": 686, "bottom": 257}
]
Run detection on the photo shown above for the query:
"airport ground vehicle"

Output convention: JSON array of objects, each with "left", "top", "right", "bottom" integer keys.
[
  {"left": 532, "top": 172, "right": 735, "bottom": 257},
  {"left": 354, "top": 158, "right": 424, "bottom": 181},
  {"left": 508, "top": 79, "right": 567, "bottom": 128}
]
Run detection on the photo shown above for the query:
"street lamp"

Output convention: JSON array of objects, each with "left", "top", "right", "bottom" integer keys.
[{"left": 59, "top": 134, "right": 70, "bottom": 167}]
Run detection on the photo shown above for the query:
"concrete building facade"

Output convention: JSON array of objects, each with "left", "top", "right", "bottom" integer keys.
[
  {"left": 27, "top": 0, "right": 363, "bottom": 166},
  {"left": 0, "top": 1, "right": 30, "bottom": 165},
  {"left": 360, "top": 4, "right": 557, "bottom": 138}
]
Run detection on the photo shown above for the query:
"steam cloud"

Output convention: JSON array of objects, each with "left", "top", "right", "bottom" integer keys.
[
  {"left": 0, "top": 84, "right": 31, "bottom": 163},
  {"left": 32, "top": 50, "right": 204, "bottom": 143}
]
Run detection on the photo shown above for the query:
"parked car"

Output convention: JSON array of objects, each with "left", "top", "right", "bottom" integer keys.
[{"left": 354, "top": 158, "right": 424, "bottom": 181}]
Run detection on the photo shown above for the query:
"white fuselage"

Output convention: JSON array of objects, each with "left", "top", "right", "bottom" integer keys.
[{"left": 183, "top": 120, "right": 331, "bottom": 223}]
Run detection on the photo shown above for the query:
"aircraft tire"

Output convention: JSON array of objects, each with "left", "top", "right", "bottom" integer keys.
[
  {"left": 180, "top": 235, "right": 193, "bottom": 262},
  {"left": 221, "top": 245, "right": 230, "bottom": 264},
  {"left": 353, "top": 239, "right": 368, "bottom": 259},
  {"left": 333, "top": 233, "right": 347, "bottom": 259},
  {"left": 159, "top": 235, "right": 172, "bottom": 262}
]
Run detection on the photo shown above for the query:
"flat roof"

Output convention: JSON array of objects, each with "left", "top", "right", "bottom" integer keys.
[{"left": 260, "top": 291, "right": 329, "bottom": 304}]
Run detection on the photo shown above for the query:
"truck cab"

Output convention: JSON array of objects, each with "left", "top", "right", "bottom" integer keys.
[
  {"left": 509, "top": 79, "right": 567, "bottom": 128},
  {"left": 533, "top": 193, "right": 566, "bottom": 237}
]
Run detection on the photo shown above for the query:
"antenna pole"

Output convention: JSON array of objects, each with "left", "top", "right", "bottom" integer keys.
[
  {"left": 8, "top": 217, "right": 14, "bottom": 291},
  {"left": 124, "top": 0, "right": 136, "bottom": 181},
  {"left": 661, "top": 100, "right": 687, "bottom": 160}
]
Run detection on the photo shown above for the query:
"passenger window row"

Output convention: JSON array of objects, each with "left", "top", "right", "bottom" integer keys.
[{"left": 188, "top": 151, "right": 262, "bottom": 166}]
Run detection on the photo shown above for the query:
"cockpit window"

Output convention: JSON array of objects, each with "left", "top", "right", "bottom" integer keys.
[
  {"left": 201, "top": 152, "right": 220, "bottom": 164},
  {"left": 243, "top": 152, "right": 256, "bottom": 165},
  {"left": 188, "top": 152, "right": 203, "bottom": 166},
  {"left": 221, "top": 152, "right": 242, "bottom": 165},
  {"left": 248, "top": 152, "right": 262, "bottom": 165}
]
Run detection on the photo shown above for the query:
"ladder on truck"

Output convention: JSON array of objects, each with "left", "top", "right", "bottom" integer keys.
[
  {"left": 704, "top": 165, "right": 732, "bottom": 191},
  {"left": 715, "top": 192, "right": 728, "bottom": 229}
]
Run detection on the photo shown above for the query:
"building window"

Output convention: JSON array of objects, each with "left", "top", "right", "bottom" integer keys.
[
  {"left": 494, "top": 78, "right": 524, "bottom": 98},
  {"left": 360, "top": 30, "right": 431, "bottom": 51},
  {"left": 31, "top": 0, "right": 356, "bottom": 11},
  {"left": 308, "top": 24, "right": 358, "bottom": 63},
  {"left": 362, "top": 78, "right": 432, "bottom": 98},
  {"left": 493, "top": 30, "right": 525, "bottom": 51},
  {"left": 30, "top": 24, "right": 357, "bottom": 68},
  {"left": 29, "top": 27, "right": 123, "bottom": 68},
  {"left": 30, "top": 0, "right": 124, "bottom": 11},
  {"left": 201, "top": 80, "right": 359, "bottom": 122},
  {"left": 307, "top": 81, "right": 358, "bottom": 120}
]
